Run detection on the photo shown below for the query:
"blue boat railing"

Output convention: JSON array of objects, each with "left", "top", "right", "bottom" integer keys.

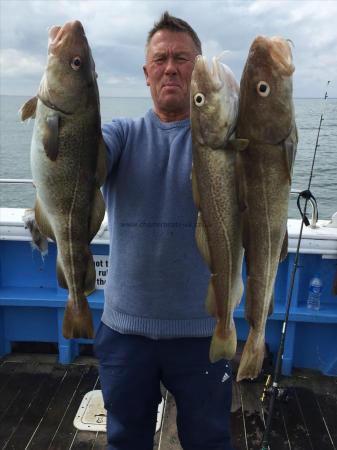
[
  {"left": 0, "top": 178, "right": 33, "bottom": 184},
  {"left": 0, "top": 178, "right": 319, "bottom": 228},
  {"left": 0, "top": 179, "right": 336, "bottom": 375}
]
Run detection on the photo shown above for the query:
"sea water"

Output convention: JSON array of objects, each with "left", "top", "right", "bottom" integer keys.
[{"left": 0, "top": 95, "right": 336, "bottom": 219}]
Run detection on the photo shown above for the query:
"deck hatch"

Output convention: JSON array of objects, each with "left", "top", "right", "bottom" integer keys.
[{"left": 73, "top": 389, "right": 165, "bottom": 432}]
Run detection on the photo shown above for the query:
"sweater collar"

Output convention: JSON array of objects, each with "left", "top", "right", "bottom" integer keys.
[{"left": 148, "top": 109, "right": 190, "bottom": 130}]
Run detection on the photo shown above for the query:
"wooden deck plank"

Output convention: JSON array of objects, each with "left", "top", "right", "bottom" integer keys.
[
  {"left": 92, "top": 431, "right": 108, "bottom": 449},
  {"left": 0, "top": 363, "right": 52, "bottom": 448},
  {"left": 295, "top": 386, "right": 334, "bottom": 449},
  {"left": 0, "top": 362, "right": 26, "bottom": 420},
  {"left": 260, "top": 389, "right": 290, "bottom": 450},
  {"left": 278, "top": 386, "right": 314, "bottom": 450},
  {"left": 47, "top": 365, "right": 99, "bottom": 450},
  {"left": 70, "top": 430, "right": 100, "bottom": 450},
  {"left": 282, "top": 371, "right": 336, "bottom": 449},
  {"left": 0, "top": 357, "right": 336, "bottom": 450},
  {"left": 157, "top": 391, "right": 182, "bottom": 450},
  {"left": 59, "top": 367, "right": 101, "bottom": 450},
  {"left": 230, "top": 382, "right": 248, "bottom": 450},
  {"left": 298, "top": 371, "right": 337, "bottom": 449},
  {"left": 27, "top": 364, "right": 86, "bottom": 450},
  {"left": 239, "top": 381, "right": 265, "bottom": 450},
  {"left": 153, "top": 418, "right": 160, "bottom": 450},
  {"left": 5, "top": 364, "right": 67, "bottom": 449},
  {"left": 0, "top": 361, "right": 22, "bottom": 397},
  {"left": 314, "top": 380, "right": 337, "bottom": 448},
  {"left": 313, "top": 392, "right": 337, "bottom": 449}
]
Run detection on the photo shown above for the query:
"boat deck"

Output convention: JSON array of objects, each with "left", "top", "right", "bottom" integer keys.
[{"left": 0, "top": 347, "right": 336, "bottom": 450}]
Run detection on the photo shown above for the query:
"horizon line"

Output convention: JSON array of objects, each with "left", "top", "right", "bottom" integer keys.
[{"left": 1, "top": 94, "right": 336, "bottom": 100}]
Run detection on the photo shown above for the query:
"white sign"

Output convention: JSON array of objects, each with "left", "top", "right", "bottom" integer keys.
[{"left": 93, "top": 255, "right": 109, "bottom": 290}]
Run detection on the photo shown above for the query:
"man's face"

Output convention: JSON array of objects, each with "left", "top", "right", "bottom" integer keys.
[{"left": 143, "top": 30, "right": 199, "bottom": 118}]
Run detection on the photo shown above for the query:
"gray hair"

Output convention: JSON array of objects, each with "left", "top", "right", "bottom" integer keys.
[{"left": 146, "top": 11, "right": 202, "bottom": 54}]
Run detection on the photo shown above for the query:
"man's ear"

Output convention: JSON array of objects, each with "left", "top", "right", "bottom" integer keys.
[{"left": 143, "top": 65, "right": 150, "bottom": 86}]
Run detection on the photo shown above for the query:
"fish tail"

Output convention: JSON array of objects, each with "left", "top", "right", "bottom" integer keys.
[
  {"left": 62, "top": 295, "right": 94, "bottom": 339},
  {"left": 236, "top": 328, "right": 265, "bottom": 382},
  {"left": 209, "top": 320, "right": 237, "bottom": 362}
]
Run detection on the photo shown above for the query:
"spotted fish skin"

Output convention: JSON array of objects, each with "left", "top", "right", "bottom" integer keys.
[
  {"left": 190, "top": 55, "right": 248, "bottom": 363},
  {"left": 236, "top": 36, "right": 298, "bottom": 381},
  {"left": 21, "top": 21, "right": 107, "bottom": 339}
]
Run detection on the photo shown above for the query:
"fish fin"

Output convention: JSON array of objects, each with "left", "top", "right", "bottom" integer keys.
[
  {"left": 89, "top": 189, "right": 105, "bottom": 241},
  {"left": 235, "top": 153, "right": 247, "bottom": 212},
  {"left": 62, "top": 295, "right": 94, "bottom": 339},
  {"left": 268, "top": 291, "right": 274, "bottom": 316},
  {"left": 226, "top": 138, "right": 249, "bottom": 152},
  {"left": 56, "top": 257, "right": 68, "bottom": 289},
  {"left": 20, "top": 96, "right": 38, "bottom": 121},
  {"left": 279, "top": 229, "right": 288, "bottom": 262},
  {"left": 233, "top": 273, "right": 244, "bottom": 307},
  {"left": 191, "top": 164, "right": 200, "bottom": 209},
  {"left": 95, "top": 135, "right": 108, "bottom": 187},
  {"left": 243, "top": 226, "right": 250, "bottom": 276},
  {"left": 236, "top": 328, "right": 265, "bottom": 381},
  {"left": 205, "top": 275, "right": 217, "bottom": 316},
  {"left": 84, "top": 255, "right": 96, "bottom": 296},
  {"left": 43, "top": 115, "right": 59, "bottom": 161},
  {"left": 22, "top": 208, "right": 48, "bottom": 256},
  {"left": 283, "top": 124, "right": 297, "bottom": 184},
  {"left": 34, "top": 198, "right": 55, "bottom": 241},
  {"left": 195, "top": 213, "right": 211, "bottom": 266},
  {"left": 209, "top": 320, "right": 237, "bottom": 362}
]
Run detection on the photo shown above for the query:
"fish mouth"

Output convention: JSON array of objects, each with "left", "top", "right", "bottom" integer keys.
[
  {"left": 210, "top": 57, "right": 226, "bottom": 90},
  {"left": 48, "top": 20, "right": 86, "bottom": 55},
  {"left": 194, "top": 55, "right": 226, "bottom": 91},
  {"left": 48, "top": 25, "right": 61, "bottom": 44},
  {"left": 251, "top": 35, "right": 295, "bottom": 77},
  {"left": 41, "top": 20, "right": 94, "bottom": 115},
  {"left": 269, "top": 36, "right": 294, "bottom": 76}
]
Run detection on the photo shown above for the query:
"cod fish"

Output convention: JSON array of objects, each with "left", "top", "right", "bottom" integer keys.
[
  {"left": 21, "top": 20, "right": 107, "bottom": 339},
  {"left": 236, "top": 36, "right": 298, "bottom": 381},
  {"left": 190, "top": 55, "right": 248, "bottom": 362}
]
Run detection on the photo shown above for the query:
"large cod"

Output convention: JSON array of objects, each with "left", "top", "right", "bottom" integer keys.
[
  {"left": 21, "top": 21, "right": 107, "bottom": 339},
  {"left": 236, "top": 36, "right": 298, "bottom": 381},
  {"left": 190, "top": 56, "right": 248, "bottom": 362}
]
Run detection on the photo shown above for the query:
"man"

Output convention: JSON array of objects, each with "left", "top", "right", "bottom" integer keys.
[{"left": 94, "top": 12, "right": 233, "bottom": 450}]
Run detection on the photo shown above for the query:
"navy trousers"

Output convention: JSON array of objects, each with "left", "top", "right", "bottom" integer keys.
[{"left": 94, "top": 322, "right": 233, "bottom": 450}]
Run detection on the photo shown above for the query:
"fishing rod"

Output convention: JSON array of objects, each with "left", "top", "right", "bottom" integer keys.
[{"left": 260, "top": 81, "right": 331, "bottom": 450}]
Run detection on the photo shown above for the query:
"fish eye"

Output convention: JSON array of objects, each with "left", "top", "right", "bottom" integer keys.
[
  {"left": 71, "top": 56, "right": 82, "bottom": 70},
  {"left": 257, "top": 81, "right": 270, "bottom": 97},
  {"left": 194, "top": 93, "right": 205, "bottom": 107}
]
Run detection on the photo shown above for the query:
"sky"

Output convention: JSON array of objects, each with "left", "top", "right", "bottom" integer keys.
[{"left": 0, "top": 0, "right": 336, "bottom": 98}]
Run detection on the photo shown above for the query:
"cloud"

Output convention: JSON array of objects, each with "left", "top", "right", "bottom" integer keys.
[
  {"left": 0, "top": 0, "right": 336, "bottom": 97},
  {"left": 0, "top": 49, "right": 44, "bottom": 77},
  {"left": 106, "top": 75, "right": 140, "bottom": 86}
]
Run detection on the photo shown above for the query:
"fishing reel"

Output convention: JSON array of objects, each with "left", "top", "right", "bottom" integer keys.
[{"left": 260, "top": 374, "right": 290, "bottom": 404}]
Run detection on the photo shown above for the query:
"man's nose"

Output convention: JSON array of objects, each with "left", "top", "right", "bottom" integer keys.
[{"left": 164, "top": 57, "right": 178, "bottom": 75}]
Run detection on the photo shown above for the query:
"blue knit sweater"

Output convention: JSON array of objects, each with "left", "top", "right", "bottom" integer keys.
[{"left": 101, "top": 109, "right": 215, "bottom": 338}]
